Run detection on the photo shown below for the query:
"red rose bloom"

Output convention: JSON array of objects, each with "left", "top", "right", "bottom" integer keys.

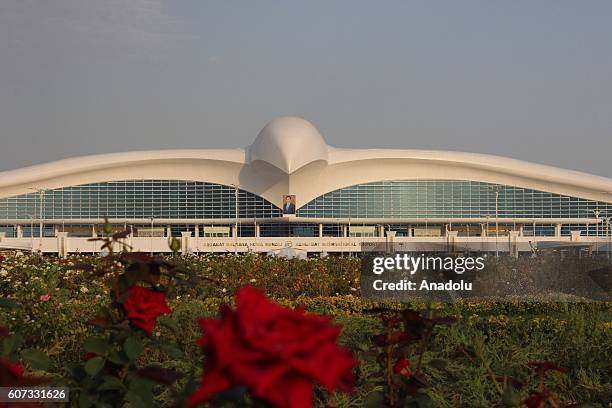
[
  {"left": 393, "top": 357, "right": 411, "bottom": 377},
  {"left": 83, "top": 352, "right": 97, "bottom": 361},
  {"left": 121, "top": 286, "right": 172, "bottom": 335},
  {"left": 187, "top": 286, "right": 357, "bottom": 408},
  {"left": 0, "top": 356, "right": 47, "bottom": 407},
  {"left": 8, "top": 362, "right": 24, "bottom": 379},
  {"left": 0, "top": 357, "right": 24, "bottom": 382}
]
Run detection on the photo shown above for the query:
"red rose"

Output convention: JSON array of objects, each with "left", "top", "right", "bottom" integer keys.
[
  {"left": 0, "top": 357, "right": 47, "bottom": 407},
  {"left": 188, "top": 286, "right": 357, "bottom": 408},
  {"left": 121, "top": 286, "right": 171, "bottom": 335},
  {"left": 83, "top": 352, "right": 97, "bottom": 361},
  {"left": 393, "top": 357, "right": 411, "bottom": 377},
  {"left": 0, "top": 357, "right": 24, "bottom": 382}
]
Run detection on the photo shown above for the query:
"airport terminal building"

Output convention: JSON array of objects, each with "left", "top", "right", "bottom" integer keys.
[{"left": 1, "top": 117, "right": 611, "bottom": 256}]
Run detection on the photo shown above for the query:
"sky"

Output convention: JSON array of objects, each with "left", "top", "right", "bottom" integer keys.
[{"left": 0, "top": 0, "right": 611, "bottom": 176}]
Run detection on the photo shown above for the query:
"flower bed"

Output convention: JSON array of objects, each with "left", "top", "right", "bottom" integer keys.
[{"left": 0, "top": 246, "right": 611, "bottom": 407}]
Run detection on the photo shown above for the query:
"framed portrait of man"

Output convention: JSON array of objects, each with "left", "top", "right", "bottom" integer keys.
[{"left": 282, "top": 195, "right": 296, "bottom": 214}]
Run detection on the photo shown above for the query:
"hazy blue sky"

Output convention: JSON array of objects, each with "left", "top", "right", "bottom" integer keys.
[{"left": 1, "top": 1, "right": 611, "bottom": 176}]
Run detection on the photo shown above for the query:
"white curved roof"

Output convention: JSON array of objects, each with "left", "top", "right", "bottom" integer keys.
[
  {"left": 1, "top": 117, "right": 611, "bottom": 207},
  {"left": 248, "top": 116, "right": 328, "bottom": 173}
]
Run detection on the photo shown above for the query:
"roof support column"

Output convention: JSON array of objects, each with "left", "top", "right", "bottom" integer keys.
[
  {"left": 509, "top": 231, "right": 520, "bottom": 258},
  {"left": 555, "top": 223, "right": 562, "bottom": 237},
  {"left": 57, "top": 232, "right": 69, "bottom": 258},
  {"left": 447, "top": 230, "right": 458, "bottom": 253},
  {"left": 318, "top": 224, "right": 322, "bottom": 238},
  {"left": 181, "top": 231, "right": 191, "bottom": 254}
]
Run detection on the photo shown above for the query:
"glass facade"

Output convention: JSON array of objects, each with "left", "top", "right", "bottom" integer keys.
[
  {"left": 0, "top": 180, "right": 282, "bottom": 220},
  {"left": 297, "top": 180, "right": 612, "bottom": 219},
  {"left": 1, "top": 179, "right": 611, "bottom": 239}
]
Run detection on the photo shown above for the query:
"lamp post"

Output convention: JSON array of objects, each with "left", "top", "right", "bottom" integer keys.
[
  {"left": 594, "top": 209, "right": 600, "bottom": 256},
  {"left": 28, "top": 188, "right": 47, "bottom": 239},
  {"left": 26, "top": 214, "right": 34, "bottom": 251},
  {"left": 150, "top": 217, "right": 154, "bottom": 255},
  {"left": 495, "top": 190, "right": 499, "bottom": 257},
  {"left": 231, "top": 184, "right": 239, "bottom": 256},
  {"left": 606, "top": 217, "right": 611, "bottom": 260},
  {"left": 485, "top": 215, "right": 490, "bottom": 253},
  {"left": 16, "top": 211, "right": 36, "bottom": 252},
  {"left": 484, "top": 185, "right": 501, "bottom": 256}
]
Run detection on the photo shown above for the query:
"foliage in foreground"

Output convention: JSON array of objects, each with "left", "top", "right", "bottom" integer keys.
[{"left": 0, "top": 245, "right": 610, "bottom": 407}]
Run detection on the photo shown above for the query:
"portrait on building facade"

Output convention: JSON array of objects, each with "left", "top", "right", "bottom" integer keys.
[{"left": 282, "top": 195, "right": 296, "bottom": 214}]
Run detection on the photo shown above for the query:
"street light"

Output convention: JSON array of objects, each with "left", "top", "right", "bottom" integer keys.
[
  {"left": 605, "top": 217, "right": 611, "bottom": 260},
  {"left": 230, "top": 184, "right": 239, "bottom": 256},
  {"left": 150, "top": 217, "right": 154, "bottom": 255},
  {"left": 594, "top": 209, "right": 600, "bottom": 256},
  {"left": 28, "top": 188, "right": 46, "bottom": 238},
  {"left": 16, "top": 211, "right": 37, "bottom": 252},
  {"left": 25, "top": 214, "right": 34, "bottom": 251},
  {"left": 495, "top": 190, "right": 499, "bottom": 257},
  {"left": 485, "top": 186, "right": 501, "bottom": 257}
]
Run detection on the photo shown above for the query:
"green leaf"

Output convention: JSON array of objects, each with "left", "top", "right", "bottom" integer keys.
[
  {"left": 124, "top": 391, "right": 147, "bottom": 408},
  {"left": 159, "top": 342, "right": 182, "bottom": 359},
  {"left": 78, "top": 392, "right": 94, "bottom": 408},
  {"left": 20, "top": 348, "right": 51, "bottom": 370},
  {"left": 427, "top": 358, "right": 448, "bottom": 370},
  {"left": 84, "top": 356, "right": 105, "bottom": 377},
  {"left": 159, "top": 316, "right": 179, "bottom": 333},
  {"left": 123, "top": 337, "right": 144, "bottom": 362},
  {"left": 2, "top": 334, "right": 23, "bottom": 358},
  {"left": 363, "top": 391, "right": 385, "bottom": 408},
  {"left": 128, "top": 375, "right": 155, "bottom": 393},
  {"left": 107, "top": 351, "right": 128, "bottom": 365},
  {"left": 0, "top": 298, "right": 20, "bottom": 309},
  {"left": 98, "top": 375, "right": 126, "bottom": 391},
  {"left": 126, "top": 377, "right": 155, "bottom": 408},
  {"left": 83, "top": 337, "right": 111, "bottom": 355}
]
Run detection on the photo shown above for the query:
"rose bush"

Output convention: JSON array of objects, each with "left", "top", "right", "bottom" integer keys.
[{"left": 0, "top": 234, "right": 611, "bottom": 407}]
